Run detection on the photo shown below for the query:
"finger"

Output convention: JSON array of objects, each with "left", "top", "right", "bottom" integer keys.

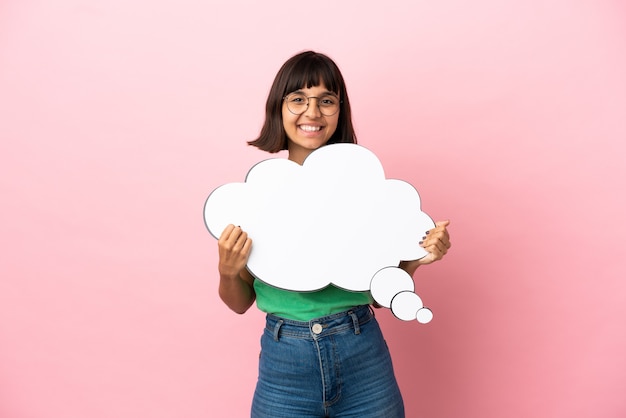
[
  {"left": 424, "top": 220, "right": 449, "bottom": 237},
  {"left": 421, "top": 238, "right": 447, "bottom": 257},
  {"left": 423, "top": 245, "right": 445, "bottom": 262},
  {"left": 232, "top": 231, "right": 249, "bottom": 252},
  {"left": 438, "top": 229, "right": 451, "bottom": 249},
  {"left": 431, "top": 240, "right": 448, "bottom": 255},
  {"left": 433, "top": 232, "right": 451, "bottom": 250},
  {"left": 433, "top": 225, "right": 450, "bottom": 239},
  {"left": 218, "top": 226, "right": 246, "bottom": 255},
  {"left": 421, "top": 232, "right": 449, "bottom": 250},
  {"left": 426, "top": 226, "right": 450, "bottom": 247},
  {"left": 241, "top": 236, "right": 253, "bottom": 255},
  {"left": 428, "top": 228, "right": 448, "bottom": 241},
  {"left": 219, "top": 224, "right": 236, "bottom": 242},
  {"left": 225, "top": 225, "right": 246, "bottom": 246}
]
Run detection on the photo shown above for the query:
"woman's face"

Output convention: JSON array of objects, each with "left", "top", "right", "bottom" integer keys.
[{"left": 282, "top": 83, "right": 340, "bottom": 165}]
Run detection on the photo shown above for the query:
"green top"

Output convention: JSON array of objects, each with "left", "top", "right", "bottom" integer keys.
[{"left": 253, "top": 279, "right": 373, "bottom": 321}]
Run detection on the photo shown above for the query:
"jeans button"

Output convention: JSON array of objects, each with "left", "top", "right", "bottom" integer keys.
[{"left": 311, "top": 323, "right": 323, "bottom": 335}]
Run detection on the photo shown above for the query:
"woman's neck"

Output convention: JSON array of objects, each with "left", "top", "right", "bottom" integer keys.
[{"left": 287, "top": 148, "right": 312, "bottom": 166}]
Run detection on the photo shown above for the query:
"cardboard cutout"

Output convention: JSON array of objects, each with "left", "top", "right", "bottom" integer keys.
[{"left": 204, "top": 144, "right": 436, "bottom": 323}]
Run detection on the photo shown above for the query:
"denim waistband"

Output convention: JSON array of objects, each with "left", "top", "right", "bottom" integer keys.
[{"left": 265, "top": 305, "right": 374, "bottom": 341}]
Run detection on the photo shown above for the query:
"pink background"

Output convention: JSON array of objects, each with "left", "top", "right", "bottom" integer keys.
[{"left": 1, "top": 1, "right": 625, "bottom": 417}]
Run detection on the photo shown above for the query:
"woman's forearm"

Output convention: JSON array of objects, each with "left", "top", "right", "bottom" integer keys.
[{"left": 218, "top": 272, "right": 256, "bottom": 314}]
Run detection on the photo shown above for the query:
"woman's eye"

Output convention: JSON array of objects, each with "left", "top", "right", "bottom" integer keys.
[
  {"left": 320, "top": 96, "right": 337, "bottom": 106},
  {"left": 290, "top": 95, "right": 306, "bottom": 103}
]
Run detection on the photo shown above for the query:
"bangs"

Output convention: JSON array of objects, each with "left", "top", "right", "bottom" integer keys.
[{"left": 283, "top": 56, "right": 341, "bottom": 95}]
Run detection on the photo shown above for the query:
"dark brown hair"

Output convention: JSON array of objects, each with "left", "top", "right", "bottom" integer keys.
[{"left": 248, "top": 51, "right": 357, "bottom": 152}]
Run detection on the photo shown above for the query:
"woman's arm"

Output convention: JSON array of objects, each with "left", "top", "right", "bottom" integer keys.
[
  {"left": 217, "top": 224, "right": 256, "bottom": 314},
  {"left": 399, "top": 220, "right": 451, "bottom": 276}
]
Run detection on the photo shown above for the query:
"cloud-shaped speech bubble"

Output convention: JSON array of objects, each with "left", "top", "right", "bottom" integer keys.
[{"left": 204, "top": 143, "right": 436, "bottom": 323}]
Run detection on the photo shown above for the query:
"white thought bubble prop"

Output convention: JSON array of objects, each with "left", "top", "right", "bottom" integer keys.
[{"left": 204, "top": 143, "right": 436, "bottom": 322}]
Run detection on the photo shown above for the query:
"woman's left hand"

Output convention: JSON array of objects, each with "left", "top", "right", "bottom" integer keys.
[
  {"left": 417, "top": 220, "right": 451, "bottom": 265},
  {"left": 399, "top": 220, "right": 451, "bottom": 275}
]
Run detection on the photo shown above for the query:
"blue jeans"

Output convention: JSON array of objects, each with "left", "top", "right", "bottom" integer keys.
[{"left": 251, "top": 305, "right": 405, "bottom": 417}]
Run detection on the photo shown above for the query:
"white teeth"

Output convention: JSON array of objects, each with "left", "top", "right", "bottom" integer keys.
[{"left": 300, "top": 125, "right": 322, "bottom": 132}]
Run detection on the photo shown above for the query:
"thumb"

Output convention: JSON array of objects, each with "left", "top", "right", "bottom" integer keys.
[{"left": 435, "top": 219, "right": 450, "bottom": 227}]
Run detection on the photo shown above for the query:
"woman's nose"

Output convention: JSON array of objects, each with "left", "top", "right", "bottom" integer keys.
[{"left": 303, "top": 97, "right": 322, "bottom": 117}]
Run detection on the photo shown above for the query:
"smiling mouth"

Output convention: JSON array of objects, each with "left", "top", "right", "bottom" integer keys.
[{"left": 299, "top": 125, "right": 323, "bottom": 132}]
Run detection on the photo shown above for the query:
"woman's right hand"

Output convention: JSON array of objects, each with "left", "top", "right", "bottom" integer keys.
[{"left": 218, "top": 224, "right": 253, "bottom": 279}]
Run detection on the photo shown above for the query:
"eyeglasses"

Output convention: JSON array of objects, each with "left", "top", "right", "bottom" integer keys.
[{"left": 283, "top": 92, "right": 341, "bottom": 116}]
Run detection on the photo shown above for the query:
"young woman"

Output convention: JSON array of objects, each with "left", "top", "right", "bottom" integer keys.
[{"left": 217, "top": 51, "right": 451, "bottom": 418}]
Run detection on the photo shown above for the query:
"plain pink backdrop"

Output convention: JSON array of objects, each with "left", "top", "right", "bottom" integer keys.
[{"left": 1, "top": 1, "right": 625, "bottom": 417}]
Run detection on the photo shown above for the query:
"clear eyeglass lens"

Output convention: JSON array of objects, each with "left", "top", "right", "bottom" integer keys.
[{"left": 285, "top": 93, "right": 339, "bottom": 116}]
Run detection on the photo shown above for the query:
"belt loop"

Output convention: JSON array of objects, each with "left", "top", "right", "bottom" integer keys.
[
  {"left": 273, "top": 319, "right": 284, "bottom": 341},
  {"left": 349, "top": 310, "right": 360, "bottom": 335}
]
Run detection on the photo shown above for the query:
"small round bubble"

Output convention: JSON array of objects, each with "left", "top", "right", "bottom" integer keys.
[
  {"left": 416, "top": 307, "right": 433, "bottom": 324},
  {"left": 390, "top": 291, "right": 423, "bottom": 321}
]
